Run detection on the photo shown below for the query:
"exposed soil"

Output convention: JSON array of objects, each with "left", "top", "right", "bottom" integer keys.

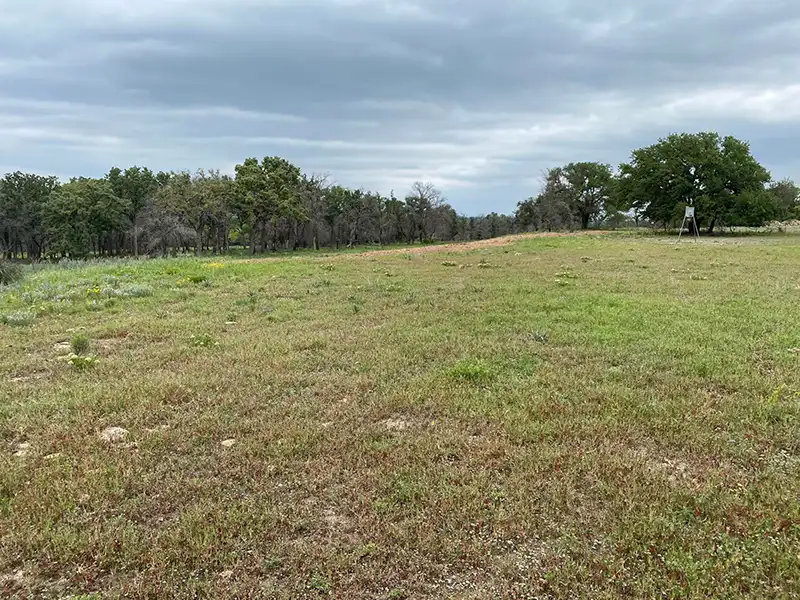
[
  {"left": 353, "top": 230, "right": 611, "bottom": 258},
  {"left": 238, "top": 230, "right": 610, "bottom": 264}
]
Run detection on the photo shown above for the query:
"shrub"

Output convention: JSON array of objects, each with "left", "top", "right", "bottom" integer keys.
[
  {"left": 86, "top": 300, "right": 104, "bottom": 311},
  {"left": 117, "top": 284, "right": 153, "bottom": 298},
  {"left": 2, "top": 310, "right": 35, "bottom": 327},
  {"left": 71, "top": 333, "right": 91, "bottom": 355},
  {"left": 0, "top": 261, "right": 23, "bottom": 286}
]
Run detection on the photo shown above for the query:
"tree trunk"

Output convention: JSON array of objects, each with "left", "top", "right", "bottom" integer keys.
[
  {"left": 133, "top": 224, "right": 139, "bottom": 258},
  {"left": 706, "top": 216, "right": 717, "bottom": 235}
]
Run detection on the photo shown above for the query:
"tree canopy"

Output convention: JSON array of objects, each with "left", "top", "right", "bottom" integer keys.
[
  {"left": 616, "top": 132, "right": 773, "bottom": 233},
  {"left": 515, "top": 162, "right": 616, "bottom": 231}
]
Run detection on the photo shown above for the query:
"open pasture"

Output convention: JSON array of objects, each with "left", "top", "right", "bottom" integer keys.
[{"left": 1, "top": 233, "right": 799, "bottom": 598}]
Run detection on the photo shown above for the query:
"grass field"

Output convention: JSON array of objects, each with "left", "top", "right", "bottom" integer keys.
[{"left": 2, "top": 232, "right": 799, "bottom": 599}]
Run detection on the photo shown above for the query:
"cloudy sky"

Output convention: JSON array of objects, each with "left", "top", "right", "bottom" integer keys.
[{"left": 2, "top": 0, "right": 799, "bottom": 214}]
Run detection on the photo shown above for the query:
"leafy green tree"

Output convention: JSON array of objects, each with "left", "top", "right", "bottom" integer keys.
[
  {"left": 562, "top": 162, "right": 615, "bottom": 229},
  {"left": 514, "top": 197, "right": 540, "bottom": 232},
  {"left": 618, "top": 132, "right": 772, "bottom": 233},
  {"left": 514, "top": 168, "right": 575, "bottom": 232},
  {"left": 324, "top": 185, "right": 347, "bottom": 249},
  {"left": 0, "top": 172, "right": 59, "bottom": 259},
  {"left": 44, "top": 178, "right": 121, "bottom": 257},
  {"left": 235, "top": 157, "right": 305, "bottom": 253},
  {"left": 383, "top": 193, "right": 410, "bottom": 245},
  {"left": 768, "top": 179, "right": 800, "bottom": 221},
  {"left": 299, "top": 174, "right": 331, "bottom": 250},
  {"left": 156, "top": 170, "right": 235, "bottom": 256},
  {"left": 106, "top": 166, "right": 158, "bottom": 256}
]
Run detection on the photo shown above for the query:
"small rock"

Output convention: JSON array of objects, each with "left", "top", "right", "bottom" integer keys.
[
  {"left": 53, "top": 342, "right": 72, "bottom": 355},
  {"left": 224, "top": 321, "right": 237, "bottom": 325},
  {"left": 218, "top": 570, "right": 234, "bottom": 580},
  {"left": 221, "top": 439, "right": 236, "bottom": 448},
  {"left": 789, "top": 348, "right": 800, "bottom": 354},
  {"left": 12, "top": 442, "right": 31, "bottom": 457},
  {"left": 99, "top": 426, "right": 129, "bottom": 443}
]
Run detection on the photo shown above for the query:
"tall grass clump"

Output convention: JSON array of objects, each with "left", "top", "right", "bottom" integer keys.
[{"left": 0, "top": 260, "right": 24, "bottom": 286}]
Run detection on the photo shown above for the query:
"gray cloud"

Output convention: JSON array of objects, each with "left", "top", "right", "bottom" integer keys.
[{"left": 2, "top": 0, "right": 800, "bottom": 213}]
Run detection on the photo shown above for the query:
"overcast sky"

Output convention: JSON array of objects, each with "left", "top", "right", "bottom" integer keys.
[{"left": 2, "top": 0, "right": 799, "bottom": 214}]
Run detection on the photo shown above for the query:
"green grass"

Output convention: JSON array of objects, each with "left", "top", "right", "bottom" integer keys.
[{"left": 1, "top": 232, "right": 799, "bottom": 598}]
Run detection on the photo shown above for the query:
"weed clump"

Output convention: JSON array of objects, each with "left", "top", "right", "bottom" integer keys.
[
  {"left": 0, "top": 261, "right": 24, "bottom": 286},
  {"left": 531, "top": 331, "right": 549, "bottom": 344},
  {"left": 2, "top": 310, "right": 35, "bottom": 327},
  {"left": 60, "top": 353, "right": 99, "bottom": 371},
  {"left": 308, "top": 573, "right": 331, "bottom": 594},
  {"left": 448, "top": 359, "right": 496, "bottom": 384},
  {"left": 190, "top": 333, "right": 218, "bottom": 348},
  {"left": 117, "top": 284, "right": 154, "bottom": 298},
  {"left": 70, "top": 333, "right": 91, "bottom": 355}
]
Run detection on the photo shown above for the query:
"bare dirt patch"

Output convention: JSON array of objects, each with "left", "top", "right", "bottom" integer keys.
[
  {"left": 237, "top": 231, "right": 609, "bottom": 264},
  {"left": 353, "top": 231, "right": 610, "bottom": 258}
]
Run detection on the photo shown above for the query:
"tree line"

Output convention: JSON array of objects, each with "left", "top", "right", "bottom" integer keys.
[
  {"left": 0, "top": 159, "right": 516, "bottom": 259},
  {"left": 1, "top": 131, "right": 798, "bottom": 259}
]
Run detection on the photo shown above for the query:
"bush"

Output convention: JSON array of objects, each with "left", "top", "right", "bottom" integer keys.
[
  {"left": 71, "top": 333, "right": 91, "bottom": 355},
  {"left": 1, "top": 310, "right": 35, "bottom": 327},
  {"left": 0, "top": 261, "right": 24, "bottom": 286},
  {"left": 116, "top": 284, "right": 153, "bottom": 298}
]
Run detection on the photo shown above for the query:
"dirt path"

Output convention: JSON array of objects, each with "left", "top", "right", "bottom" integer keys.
[
  {"left": 352, "top": 230, "right": 610, "bottom": 257},
  {"left": 238, "top": 231, "right": 610, "bottom": 263}
]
